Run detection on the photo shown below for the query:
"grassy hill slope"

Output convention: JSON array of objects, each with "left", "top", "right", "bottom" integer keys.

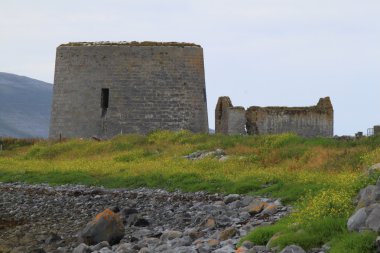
[{"left": 1, "top": 131, "right": 380, "bottom": 252}]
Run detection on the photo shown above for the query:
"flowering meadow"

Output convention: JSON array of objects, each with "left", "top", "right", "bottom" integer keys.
[{"left": 1, "top": 131, "right": 380, "bottom": 252}]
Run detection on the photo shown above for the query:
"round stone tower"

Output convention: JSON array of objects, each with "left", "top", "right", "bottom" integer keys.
[{"left": 49, "top": 41, "right": 209, "bottom": 139}]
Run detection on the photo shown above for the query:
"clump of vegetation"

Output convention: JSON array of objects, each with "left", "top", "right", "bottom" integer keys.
[
  {"left": 1, "top": 131, "right": 380, "bottom": 252},
  {"left": 0, "top": 137, "right": 39, "bottom": 151}
]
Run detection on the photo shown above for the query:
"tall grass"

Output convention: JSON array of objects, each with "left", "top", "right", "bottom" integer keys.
[{"left": 1, "top": 131, "right": 380, "bottom": 252}]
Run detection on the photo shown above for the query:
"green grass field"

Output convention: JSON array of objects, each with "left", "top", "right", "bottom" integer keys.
[{"left": 1, "top": 131, "right": 380, "bottom": 252}]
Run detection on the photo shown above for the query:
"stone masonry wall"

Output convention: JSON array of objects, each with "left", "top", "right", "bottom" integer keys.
[
  {"left": 215, "top": 97, "right": 232, "bottom": 134},
  {"left": 226, "top": 107, "right": 246, "bottom": 135},
  {"left": 49, "top": 42, "right": 209, "bottom": 139},
  {"left": 215, "top": 97, "right": 246, "bottom": 135},
  {"left": 215, "top": 97, "right": 334, "bottom": 137},
  {"left": 246, "top": 97, "right": 333, "bottom": 137}
]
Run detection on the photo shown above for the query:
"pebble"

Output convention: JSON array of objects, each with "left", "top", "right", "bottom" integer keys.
[{"left": 0, "top": 182, "right": 290, "bottom": 252}]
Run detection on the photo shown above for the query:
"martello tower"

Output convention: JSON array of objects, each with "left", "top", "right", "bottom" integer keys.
[{"left": 49, "top": 41, "right": 209, "bottom": 139}]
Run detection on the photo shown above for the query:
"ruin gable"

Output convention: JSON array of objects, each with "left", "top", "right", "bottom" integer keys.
[{"left": 215, "top": 97, "right": 246, "bottom": 135}]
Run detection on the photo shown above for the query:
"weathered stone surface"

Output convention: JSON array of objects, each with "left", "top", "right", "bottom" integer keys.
[
  {"left": 99, "top": 247, "right": 113, "bottom": 253},
  {"left": 348, "top": 177, "right": 380, "bottom": 234},
  {"left": 184, "top": 149, "right": 226, "bottom": 160},
  {"left": 252, "top": 245, "right": 267, "bottom": 252},
  {"left": 115, "top": 243, "right": 136, "bottom": 253},
  {"left": 247, "top": 201, "right": 268, "bottom": 216},
  {"left": 219, "top": 227, "right": 238, "bottom": 241},
  {"left": 246, "top": 97, "right": 333, "bottom": 137},
  {"left": 73, "top": 243, "right": 91, "bottom": 253},
  {"left": 215, "top": 97, "right": 246, "bottom": 135},
  {"left": 160, "top": 230, "right": 183, "bottom": 241},
  {"left": 215, "top": 97, "right": 233, "bottom": 134},
  {"left": 235, "top": 246, "right": 249, "bottom": 253},
  {"left": 90, "top": 241, "right": 110, "bottom": 251},
  {"left": 207, "top": 239, "right": 220, "bottom": 247},
  {"left": 204, "top": 217, "right": 216, "bottom": 228},
  {"left": 240, "top": 240, "right": 254, "bottom": 249},
  {"left": 45, "top": 233, "right": 62, "bottom": 244},
  {"left": 347, "top": 207, "right": 367, "bottom": 232},
  {"left": 356, "top": 185, "right": 379, "bottom": 208},
  {"left": 137, "top": 247, "right": 151, "bottom": 253},
  {"left": 279, "top": 245, "right": 306, "bottom": 253},
  {"left": 366, "top": 204, "right": 380, "bottom": 232},
  {"left": 50, "top": 43, "right": 209, "bottom": 139},
  {"left": 214, "top": 245, "right": 236, "bottom": 253},
  {"left": 261, "top": 205, "right": 278, "bottom": 217},
  {"left": 224, "top": 194, "right": 240, "bottom": 204},
  {"left": 80, "top": 209, "right": 125, "bottom": 245}
]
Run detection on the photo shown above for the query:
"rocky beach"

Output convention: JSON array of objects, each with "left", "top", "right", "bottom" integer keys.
[{"left": 0, "top": 183, "right": 289, "bottom": 253}]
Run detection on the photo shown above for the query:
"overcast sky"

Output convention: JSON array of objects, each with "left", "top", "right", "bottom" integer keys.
[{"left": 1, "top": 0, "right": 379, "bottom": 135}]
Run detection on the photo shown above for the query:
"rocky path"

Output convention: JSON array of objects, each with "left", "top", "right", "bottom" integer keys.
[{"left": 0, "top": 183, "right": 290, "bottom": 253}]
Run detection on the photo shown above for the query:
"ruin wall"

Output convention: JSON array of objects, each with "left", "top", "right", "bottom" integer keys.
[
  {"left": 215, "top": 97, "right": 334, "bottom": 137},
  {"left": 215, "top": 97, "right": 246, "bottom": 135}
]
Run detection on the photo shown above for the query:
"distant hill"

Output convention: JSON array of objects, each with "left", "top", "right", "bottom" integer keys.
[{"left": 0, "top": 72, "right": 52, "bottom": 138}]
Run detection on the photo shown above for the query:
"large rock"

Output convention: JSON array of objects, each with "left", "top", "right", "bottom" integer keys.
[
  {"left": 184, "top": 149, "right": 226, "bottom": 160},
  {"left": 279, "top": 245, "right": 306, "bottom": 253},
  {"left": 72, "top": 243, "right": 91, "bottom": 253},
  {"left": 367, "top": 163, "right": 380, "bottom": 175},
  {"left": 348, "top": 176, "right": 380, "bottom": 233},
  {"left": 356, "top": 185, "right": 380, "bottom": 208},
  {"left": 214, "top": 245, "right": 235, "bottom": 253},
  {"left": 160, "top": 230, "right": 183, "bottom": 241},
  {"left": 246, "top": 201, "right": 268, "bottom": 216},
  {"left": 347, "top": 208, "right": 367, "bottom": 232},
  {"left": 219, "top": 227, "right": 238, "bottom": 241},
  {"left": 261, "top": 204, "right": 278, "bottom": 216},
  {"left": 348, "top": 203, "right": 380, "bottom": 232},
  {"left": 90, "top": 241, "right": 110, "bottom": 251},
  {"left": 223, "top": 194, "right": 240, "bottom": 204},
  {"left": 115, "top": 243, "right": 136, "bottom": 253},
  {"left": 80, "top": 209, "right": 125, "bottom": 245},
  {"left": 366, "top": 204, "right": 380, "bottom": 232}
]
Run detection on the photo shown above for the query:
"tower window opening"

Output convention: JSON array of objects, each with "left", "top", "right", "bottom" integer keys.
[{"left": 101, "top": 88, "right": 109, "bottom": 109}]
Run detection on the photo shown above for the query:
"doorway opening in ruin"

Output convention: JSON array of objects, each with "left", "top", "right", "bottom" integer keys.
[{"left": 101, "top": 88, "right": 109, "bottom": 117}]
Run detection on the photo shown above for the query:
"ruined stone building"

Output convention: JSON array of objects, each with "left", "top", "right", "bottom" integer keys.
[
  {"left": 49, "top": 42, "right": 209, "bottom": 139},
  {"left": 215, "top": 97, "right": 333, "bottom": 137}
]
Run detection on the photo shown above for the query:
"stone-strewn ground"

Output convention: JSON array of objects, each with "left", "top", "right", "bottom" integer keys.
[{"left": 0, "top": 183, "right": 290, "bottom": 253}]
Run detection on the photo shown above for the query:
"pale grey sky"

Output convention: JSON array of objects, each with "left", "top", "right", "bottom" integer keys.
[{"left": 1, "top": 0, "right": 379, "bottom": 135}]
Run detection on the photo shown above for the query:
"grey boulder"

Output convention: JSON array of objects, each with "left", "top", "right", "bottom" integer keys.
[
  {"left": 347, "top": 207, "right": 367, "bottom": 232},
  {"left": 366, "top": 203, "right": 380, "bottom": 232},
  {"left": 356, "top": 185, "right": 380, "bottom": 208},
  {"left": 280, "top": 245, "right": 306, "bottom": 253},
  {"left": 72, "top": 243, "right": 91, "bottom": 253},
  {"left": 214, "top": 245, "right": 235, "bottom": 253},
  {"left": 348, "top": 203, "right": 380, "bottom": 232}
]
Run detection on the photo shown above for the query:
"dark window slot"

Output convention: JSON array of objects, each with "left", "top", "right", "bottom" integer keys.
[{"left": 101, "top": 88, "right": 109, "bottom": 109}]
